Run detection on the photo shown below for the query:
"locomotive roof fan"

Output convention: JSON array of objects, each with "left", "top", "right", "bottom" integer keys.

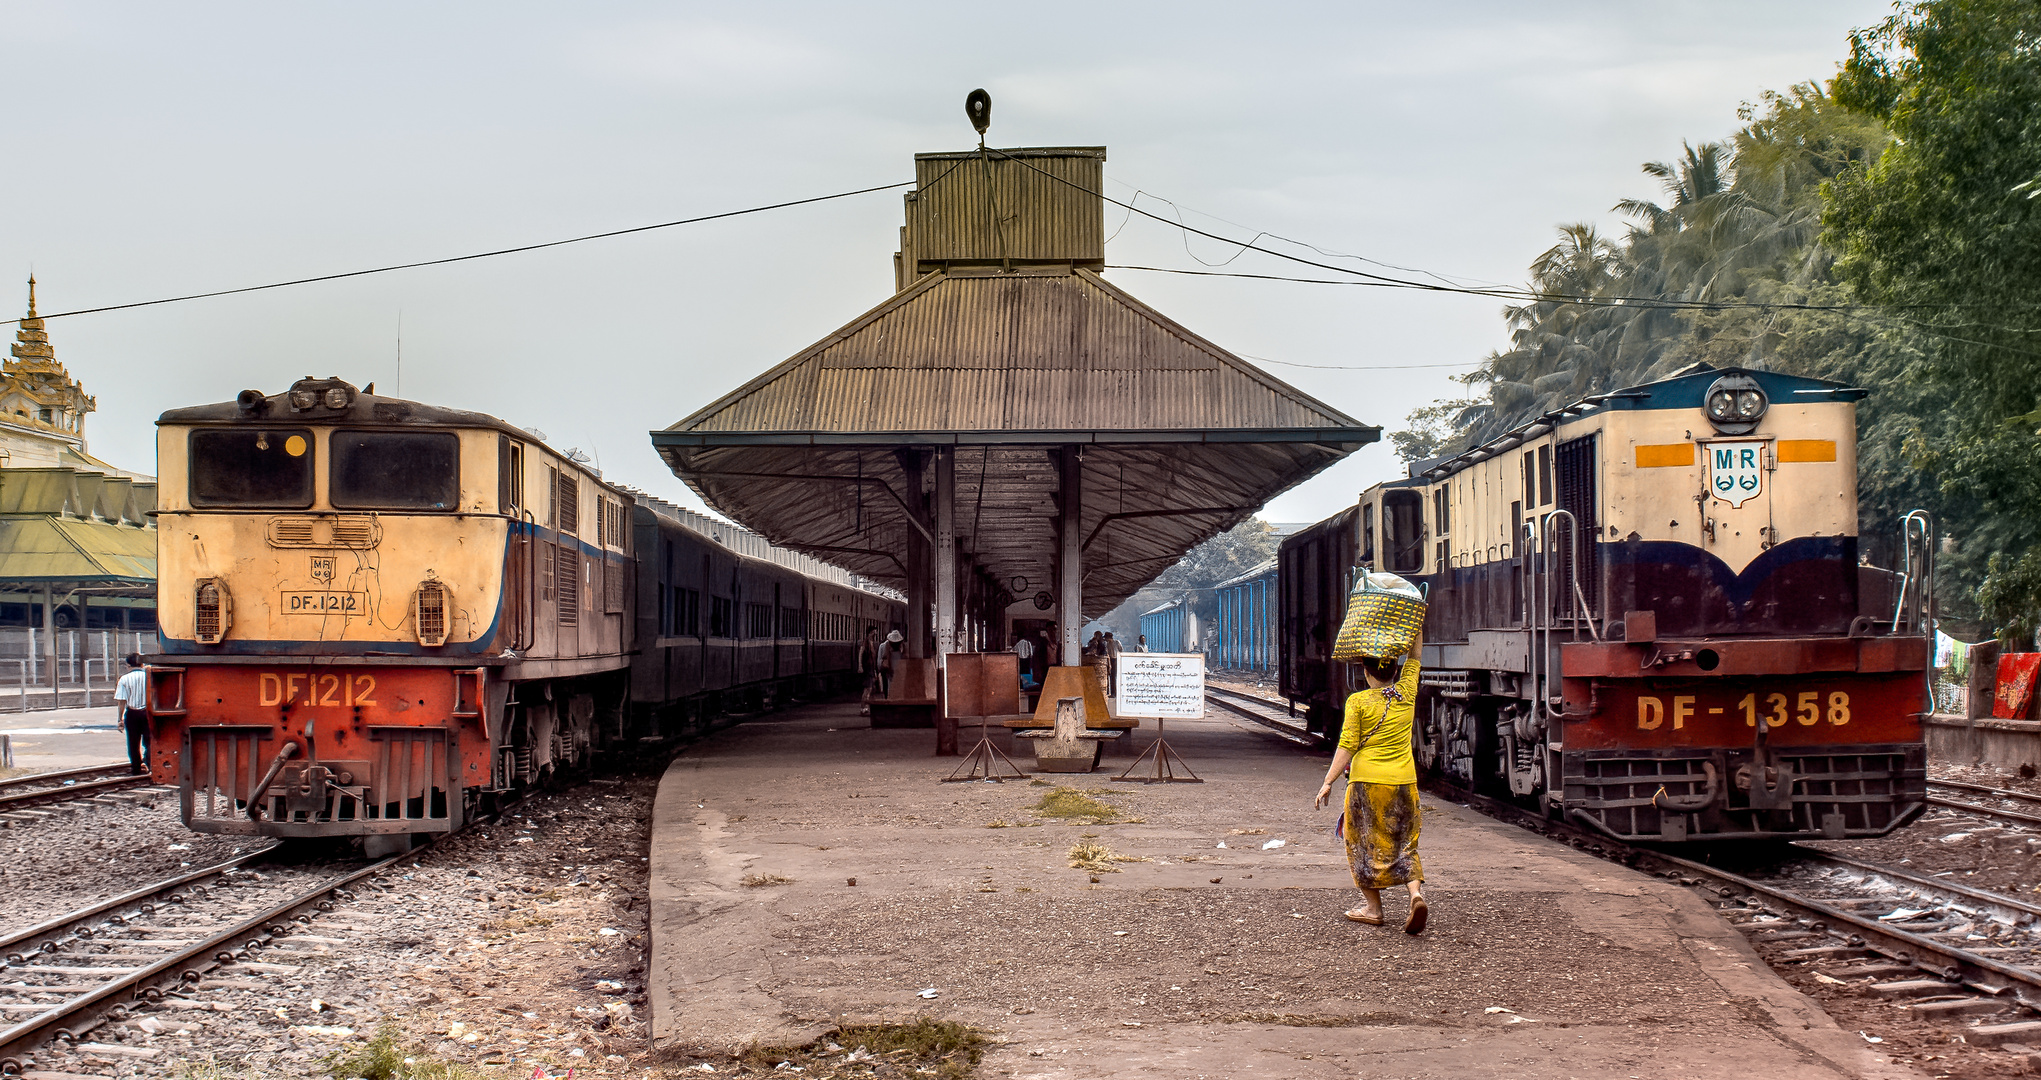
[{"left": 1703, "top": 372, "right": 1767, "bottom": 435}]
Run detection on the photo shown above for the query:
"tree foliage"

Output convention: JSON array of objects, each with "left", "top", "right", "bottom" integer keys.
[
  {"left": 1823, "top": 0, "right": 2041, "bottom": 639},
  {"left": 1405, "top": 4, "right": 2041, "bottom": 634}
]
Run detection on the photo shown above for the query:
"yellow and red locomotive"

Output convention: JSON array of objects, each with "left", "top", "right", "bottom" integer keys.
[
  {"left": 1281, "top": 364, "right": 1930, "bottom": 842},
  {"left": 147, "top": 377, "right": 898, "bottom": 851}
]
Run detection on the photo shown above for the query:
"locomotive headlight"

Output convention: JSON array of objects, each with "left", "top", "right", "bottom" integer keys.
[
  {"left": 323, "top": 387, "right": 353, "bottom": 409},
  {"left": 288, "top": 389, "right": 318, "bottom": 411},
  {"left": 1702, "top": 373, "right": 1766, "bottom": 434}
]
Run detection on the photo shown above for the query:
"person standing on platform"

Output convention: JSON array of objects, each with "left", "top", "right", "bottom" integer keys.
[
  {"left": 1136, "top": 634, "right": 1149, "bottom": 652},
  {"left": 114, "top": 654, "right": 149, "bottom": 776},
  {"left": 1104, "top": 631, "right": 1123, "bottom": 697},
  {"left": 1040, "top": 630, "right": 1058, "bottom": 673},
  {"left": 1313, "top": 630, "right": 1427, "bottom": 934},
  {"left": 1014, "top": 632, "right": 1036, "bottom": 690},
  {"left": 858, "top": 629, "right": 880, "bottom": 716},
  {"left": 876, "top": 630, "right": 902, "bottom": 698}
]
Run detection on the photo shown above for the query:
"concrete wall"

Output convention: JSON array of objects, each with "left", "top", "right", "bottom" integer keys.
[{"left": 1926, "top": 712, "right": 2041, "bottom": 774}]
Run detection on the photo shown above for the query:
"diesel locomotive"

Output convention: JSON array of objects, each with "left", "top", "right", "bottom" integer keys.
[
  {"left": 1281, "top": 364, "right": 1931, "bottom": 842},
  {"left": 145, "top": 377, "right": 900, "bottom": 851}
]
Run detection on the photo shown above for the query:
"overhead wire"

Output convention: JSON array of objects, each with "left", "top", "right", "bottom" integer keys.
[{"left": 0, "top": 177, "right": 923, "bottom": 328}]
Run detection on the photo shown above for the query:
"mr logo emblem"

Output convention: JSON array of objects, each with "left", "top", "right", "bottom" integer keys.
[
  {"left": 310, "top": 556, "right": 336, "bottom": 585},
  {"left": 1707, "top": 440, "right": 1766, "bottom": 508}
]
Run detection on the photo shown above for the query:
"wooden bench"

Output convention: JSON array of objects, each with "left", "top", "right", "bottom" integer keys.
[{"left": 870, "top": 658, "right": 939, "bottom": 728}]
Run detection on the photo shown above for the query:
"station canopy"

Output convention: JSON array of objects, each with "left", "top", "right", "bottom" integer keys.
[{"left": 652, "top": 145, "right": 1378, "bottom": 619}]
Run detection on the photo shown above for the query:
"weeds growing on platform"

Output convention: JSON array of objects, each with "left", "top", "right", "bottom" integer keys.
[
  {"left": 726, "top": 1017, "right": 988, "bottom": 1078},
  {"left": 1030, "top": 786, "right": 1138, "bottom": 824},
  {"left": 742, "top": 873, "right": 792, "bottom": 887}
]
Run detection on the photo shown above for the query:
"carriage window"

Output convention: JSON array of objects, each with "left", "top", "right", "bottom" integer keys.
[
  {"left": 189, "top": 428, "right": 315, "bottom": 508},
  {"left": 1382, "top": 489, "right": 1425, "bottom": 575},
  {"left": 331, "top": 431, "right": 459, "bottom": 510},
  {"left": 1359, "top": 504, "right": 1375, "bottom": 568}
]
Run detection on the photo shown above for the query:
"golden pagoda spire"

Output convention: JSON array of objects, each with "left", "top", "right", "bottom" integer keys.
[{"left": 11, "top": 277, "right": 57, "bottom": 369}]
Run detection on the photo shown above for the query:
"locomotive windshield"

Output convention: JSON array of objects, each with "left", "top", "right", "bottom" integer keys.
[
  {"left": 330, "top": 431, "right": 460, "bottom": 510},
  {"left": 188, "top": 428, "right": 314, "bottom": 508}
]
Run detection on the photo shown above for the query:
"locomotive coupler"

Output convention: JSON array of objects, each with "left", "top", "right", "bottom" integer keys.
[
  {"left": 1740, "top": 721, "right": 1797, "bottom": 811},
  {"left": 281, "top": 763, "right": 339, "bottom": 818}
]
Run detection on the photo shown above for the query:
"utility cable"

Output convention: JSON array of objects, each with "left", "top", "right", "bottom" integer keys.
[
  {"left": 2, "top": 178, "right": 919, "bottom": 327},
  {"left": 983, "top": 146, "right": 1986, "bottom": 319}
]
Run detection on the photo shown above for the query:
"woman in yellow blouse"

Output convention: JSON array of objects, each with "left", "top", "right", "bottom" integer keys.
[{"left": 1313, "top": 630, "right": 1427, "bottom": 933}]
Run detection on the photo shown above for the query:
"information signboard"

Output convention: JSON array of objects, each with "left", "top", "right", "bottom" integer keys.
[{"left": 1114, "top": 653, "right": 1206, "bottom": 719}]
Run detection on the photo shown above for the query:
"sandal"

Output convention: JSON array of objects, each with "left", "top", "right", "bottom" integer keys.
[
  {"left": 1343, "top": 909, "right": 1384, "bottom": 925},
  {"left": 1404, "top": 896, "right": 1429, "bottom": 935}
]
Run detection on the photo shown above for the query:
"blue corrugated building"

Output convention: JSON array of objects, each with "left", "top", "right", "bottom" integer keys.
[
  {"left": 1138, "top": 597, "right": 1191, "bottom": 653},
  {"left": 1210, "top": 559, "right": 1276, "bottom": 673}
]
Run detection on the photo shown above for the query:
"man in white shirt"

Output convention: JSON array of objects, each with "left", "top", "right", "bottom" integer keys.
[{"left": 114, "top": 654, "right": 149, "bottom": 776}]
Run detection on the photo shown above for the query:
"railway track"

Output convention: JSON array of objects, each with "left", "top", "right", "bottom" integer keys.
[
  {"left": 1204, "top": 686, "right": 1316, "bottom": 746},
  {"left": 0, "top": 843, "right": 427, "bottom": 1074},
  {"left": 1927, "top": 778, "right": 2041, "bottom": 829},
  {"left": 1429, "top": 779, "right": 2041, "bottom": 1048},
  {"left": 0, "top": 765, "right": 165, "bottom": 824}
]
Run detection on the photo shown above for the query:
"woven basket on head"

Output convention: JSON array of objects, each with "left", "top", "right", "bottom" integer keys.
[{"left": 1332, "top": 571, "right": 1427, "bottom": 662}]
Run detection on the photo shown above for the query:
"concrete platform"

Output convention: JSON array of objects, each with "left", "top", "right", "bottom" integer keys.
[
  {"left": 649, "top": 700, "right": 1919, "bottom": 1079},
  {"left": 0, "top": 705, "right": 124, "bottom": 772}
]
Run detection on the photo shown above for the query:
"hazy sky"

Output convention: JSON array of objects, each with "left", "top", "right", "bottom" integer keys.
[{"left": 2, "top": 1, "right": 1892, "bottom": 527}]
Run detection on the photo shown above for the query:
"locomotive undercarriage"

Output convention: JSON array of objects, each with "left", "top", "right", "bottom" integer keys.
[
  {"left": 176, "top": 669, "right": 632, "bottom": 853},
  {"left": 1414, "top": 670, "right": 1927, "bottom": 842}
]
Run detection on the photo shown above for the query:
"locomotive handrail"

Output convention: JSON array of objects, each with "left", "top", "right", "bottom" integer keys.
[
  {"left": 1542, "top": 509, "right": 1599, "bottom": 643},
  {"left": 1894, "top": 509, "right": 1934, "bottom": 637},
  {"left": 1895, "top": 508, "right": 1936, "bottom": 709},
  {"left": 518, "top": 510, "right": 538, "bottom": 652}
]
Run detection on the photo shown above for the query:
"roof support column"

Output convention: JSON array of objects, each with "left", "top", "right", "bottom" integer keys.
[
  {"left": 896, "top": 449, "right": 930, "bottom": 660},
  {"left": 43, "top": 583, "right": 58, "bottom": 697},
  {"left": 1057, "top": 446, "right": 1083, "bottom": 662},
  {"left": 935, "top": 448, "right": 957, "bottom": 658}
]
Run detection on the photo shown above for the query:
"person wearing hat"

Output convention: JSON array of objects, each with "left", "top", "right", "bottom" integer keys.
[{"left": 875, "top": 630, "right": 903, "bottom": 698}]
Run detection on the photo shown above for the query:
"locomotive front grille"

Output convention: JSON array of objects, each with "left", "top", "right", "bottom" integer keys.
[
  {"left": 1563, "top": 745, "right": 1925, "bottom": 841},
  {"left": 180, "top": 724, "right": 455, "bottom": 836}
]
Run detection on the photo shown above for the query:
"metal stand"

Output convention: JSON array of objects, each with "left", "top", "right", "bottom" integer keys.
[
  {"left": 943, "top": 716, "right": 1029, "bottom": 782},
  {"left": 1113, "top": 718, "right": 1201, "bottom": 783}
]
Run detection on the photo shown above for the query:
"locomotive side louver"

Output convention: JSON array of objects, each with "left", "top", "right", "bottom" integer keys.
[
  {"left": 194, "top": 579, "right": 230, "bottom": 644},
  {"left": 414, "top": 580, "right": 449, "bottom": 647}
]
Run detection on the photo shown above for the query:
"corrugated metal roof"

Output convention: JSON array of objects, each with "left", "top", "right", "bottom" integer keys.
[
  {"left": 0, "top": 515, "right": 156, "bottom": 584},
  {"left": 1213, "top": 559, "right": 1279, "bottom": 591},
  {"left": 671, "top": 267, "right": 1362, "bottom": 436}
]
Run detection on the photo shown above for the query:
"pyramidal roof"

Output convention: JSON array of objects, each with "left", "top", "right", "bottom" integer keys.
[{"left": 670, "top": 265, "right": 1364, "bottom": 439}]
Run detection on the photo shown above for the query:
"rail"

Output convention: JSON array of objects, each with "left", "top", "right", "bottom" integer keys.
[
  {"left": 1430, "top": 775, "right": 2041, "bottom": 1013},
  {"left": 0, "top": 774, "right": 154, "bottom": 814},
  {"left": 0, "top": 843, "right": 424, "bottom": 1074}
]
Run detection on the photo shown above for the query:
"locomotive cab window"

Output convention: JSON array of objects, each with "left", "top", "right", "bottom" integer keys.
[
  {"left": 1381, "top": 489, "right": 1425, "bottom": 576},
  {"left": 188, "top": 428, "right": 315, "bottom": 508},
  {"left": 331, "top": 431, "right": 460, "bottom": 510}
]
